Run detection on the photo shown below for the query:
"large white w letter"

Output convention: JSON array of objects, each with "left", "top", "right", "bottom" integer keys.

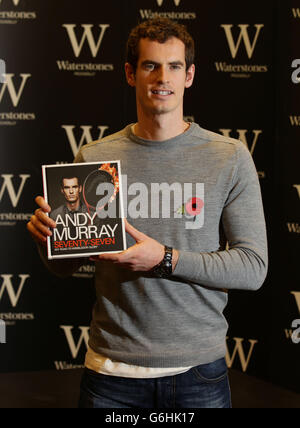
[
  {"left": 0, "top": 174, "right": 30, "bottom": 207},
  {"left": 0, "top": 275, "right": 30, "bottom": 307},
  {"left": 156, "top": 0, "right": 181, "bottom": 6},
  {"left": 221, "top": 24, "right": 264, "bottom": 59},
  {"left": 0, "top": 74, "right": 31, "bottom": 107},
  {"left": 63, "top": 24, "right": 110, "bottom": 58}
]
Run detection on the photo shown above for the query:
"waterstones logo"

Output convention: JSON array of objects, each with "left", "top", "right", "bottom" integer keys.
[
  {"left": 221, "top": 24, "right": 264, "bottom": 59},
  {"left": 0, "top": 274, "right": 34, "bottom": 326},
  {"left": 0, "top": 73, "right": 30, "bottom": 107},
  {"left": 293, "top": 184, "right": 300, "bottom": 199},
  {"left": 0, "top": 174, "right": 32, "bottom": 226},
  {"left": 286, "top": 185, "right": 300, "bottom": 234},
  {"left": 62, "top": 125, "right": 109, "bottom": 157},
  {"left": 291, "top": 292, "right": 300, "bottom": 313},
  {"left": 0, "top": 274, "right": 29, "bottom": 307},
  {"left": 54, "top": 325, "right": 89, "bottom": 370},
  {"left": 72, "top": 263, "right": 95, "bottom": 279},
  {"left": 289, "top": 116, "right": 300, "bottom": 126},
  {"left": 57, "top": 24, "right": 114, "bottom": 76},
  {"left": 216, "top": 24, "right": 268, "bottom": 78},
  {"left": 156, "top": 0, "right": 182, "bottom": 5},
  {"left": 63, "top": 24, "right": 109, "bottom": 58},
  {"left": 292, "top": 8, "right": 300, "bottom": 18},
  {"left": 0, "top": 0, "right": 37, "bottom": 23},
  {"left": 140, "top": 0, "right": 196, "bottom": 20},
  {"left": 0, "top": 0, "right": 21, "bottom": 4},
  {"left": 0, "top": 73, "right": 35, "bottom": 125},
  {"left": 0, "top": 174, "right": 30, "bottom": 207},
  {"left": 226, "top": 337, "right": 258, "bottom": 372},
  {"left": 287, "top": 223, "right": 300, "bottom": 234}
]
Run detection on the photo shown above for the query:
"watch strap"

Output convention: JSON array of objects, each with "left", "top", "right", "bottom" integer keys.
[{"left": 152, "top": 246, "right": 173, "bottom": 278}]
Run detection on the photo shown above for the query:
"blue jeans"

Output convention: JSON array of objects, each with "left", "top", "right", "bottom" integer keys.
[{"left": 78, "top": 358, "right": 232, "bottom": 408}]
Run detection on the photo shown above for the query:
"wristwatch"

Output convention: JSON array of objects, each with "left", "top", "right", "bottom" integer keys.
[{"left": 152, "top": 246, "right": 173, "bottom": 278}]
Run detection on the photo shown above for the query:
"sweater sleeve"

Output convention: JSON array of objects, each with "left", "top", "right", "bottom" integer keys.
[{"left": 173, "top": 142, "right": 268, "bottom": 291}]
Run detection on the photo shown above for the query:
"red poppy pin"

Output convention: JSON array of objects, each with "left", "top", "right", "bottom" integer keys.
[{"left": 176, "top": 197, "right": 204, "bottom": 221}]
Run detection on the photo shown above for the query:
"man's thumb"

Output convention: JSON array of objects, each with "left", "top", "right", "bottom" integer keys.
[{"left": 125, "top": 219, "right": 147, "bottom": 243}]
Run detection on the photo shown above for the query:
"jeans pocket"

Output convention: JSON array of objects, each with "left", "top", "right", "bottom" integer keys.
[{"left": 192, "top": 358, "right": 228, "bottom": 384}]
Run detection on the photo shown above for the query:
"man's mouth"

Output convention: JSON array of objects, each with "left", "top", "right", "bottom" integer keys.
[{"left": 151, "top": 90, "right": 174, "bottom": 96}]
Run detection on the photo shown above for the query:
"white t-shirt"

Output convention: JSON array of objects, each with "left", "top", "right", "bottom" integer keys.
[{"left": 85, "top": 347, "right": 192, "bottom": 379}]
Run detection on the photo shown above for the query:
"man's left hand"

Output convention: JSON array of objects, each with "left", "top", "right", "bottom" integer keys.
[{"left": 90, "top": 220, "right": 178, "bottom": 273}]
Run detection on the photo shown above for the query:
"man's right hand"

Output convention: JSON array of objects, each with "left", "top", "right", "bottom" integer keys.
[{"left": 27, "top": 196, "right": 56, "bottom": 246}]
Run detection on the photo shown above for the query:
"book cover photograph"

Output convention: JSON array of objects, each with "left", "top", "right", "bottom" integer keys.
[{"left": 42, "top": 161, "right": 127, "bottom": 259}]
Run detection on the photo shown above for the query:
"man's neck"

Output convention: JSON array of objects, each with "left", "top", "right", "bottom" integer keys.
[
  {"left": 133, "top": 113, "right": 190, "bottom": 141},
  {"left": 67, "top": 201, "right": 80, "bottom": 212}
]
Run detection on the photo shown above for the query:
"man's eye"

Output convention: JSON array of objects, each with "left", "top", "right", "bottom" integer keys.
[{"left": 144, "top": 64, "right": 156, "bottom": 71}]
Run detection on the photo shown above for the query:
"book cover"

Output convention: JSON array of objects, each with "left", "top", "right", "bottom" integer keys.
[{"left": 42, "top": 161, "right": 127, "bottom": 259}]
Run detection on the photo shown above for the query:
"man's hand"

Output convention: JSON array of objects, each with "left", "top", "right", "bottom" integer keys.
[
  {"left": 27, "top": 196, "right": 56, "bottom": 246},
  {"left": 91, "top": 220, "right": 179, "bottom": 273}
]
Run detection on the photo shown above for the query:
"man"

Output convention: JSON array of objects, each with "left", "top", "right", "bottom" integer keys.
[
  {"left": 27, "top": 18, "right": 268, "bottom": 408},
  {"left": 50, "top": 176, "right": 86, "bottom": 221}
]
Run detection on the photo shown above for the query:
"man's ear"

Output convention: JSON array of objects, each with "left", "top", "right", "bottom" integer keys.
[
  {"left": 185, "top": 64, "right": 195, "bottom": 89},
  {"left": 125, "top": 63, "right": 136, "bottom": 87}
]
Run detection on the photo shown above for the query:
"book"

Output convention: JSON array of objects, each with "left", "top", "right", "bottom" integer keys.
[{"left": 42, "top": 161, "right": 127, "bottom": 259}]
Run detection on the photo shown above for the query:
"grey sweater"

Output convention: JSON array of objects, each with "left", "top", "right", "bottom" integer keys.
[{"left": 40, "top": 123, "right": 268, "bottom": 368}]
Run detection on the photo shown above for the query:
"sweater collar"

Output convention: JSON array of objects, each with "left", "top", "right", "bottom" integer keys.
[{"left": 127, "top": 122, "right": 197, "bottom": 148}]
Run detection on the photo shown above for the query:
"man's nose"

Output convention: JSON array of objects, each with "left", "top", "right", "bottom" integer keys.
[{"left": 156, "top": 66, "right": 170, "bottom": 84}]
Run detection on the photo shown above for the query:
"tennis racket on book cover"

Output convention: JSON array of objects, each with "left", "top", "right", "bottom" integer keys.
[{"left": 82, "top": 163, "right": 120, "bottom": 215}]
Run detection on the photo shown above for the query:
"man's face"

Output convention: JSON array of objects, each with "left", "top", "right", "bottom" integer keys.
[
  {"left": 61, "top": 178, "right": 81, "bottom": 204},
  {"left": 126, "top": 37, "right": 195, "bottom": 117}
]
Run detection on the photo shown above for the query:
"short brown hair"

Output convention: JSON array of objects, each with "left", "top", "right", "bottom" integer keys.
[{"left": 126, "top": 18, "right": 195, "bottom": 73}]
